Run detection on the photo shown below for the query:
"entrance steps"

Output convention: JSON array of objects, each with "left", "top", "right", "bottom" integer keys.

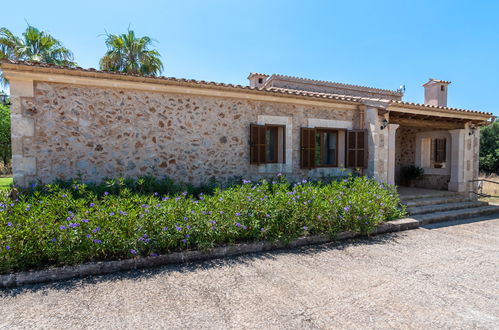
[{"left": 400, "top": 189, "right": 499, "bottom": 225}]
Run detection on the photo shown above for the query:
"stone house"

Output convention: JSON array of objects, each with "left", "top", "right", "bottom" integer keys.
[{"left": 0, "top": 60, "right": 494, "bottom": 192}]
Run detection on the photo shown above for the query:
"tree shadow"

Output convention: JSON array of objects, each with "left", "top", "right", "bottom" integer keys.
[{"left": 0, "top": 231, "right": 406, "bottom": 297}]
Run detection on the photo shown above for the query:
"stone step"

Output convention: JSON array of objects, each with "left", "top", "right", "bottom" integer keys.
[
  {"left": 414, "top": 205, "right": 499, "bottom": 225},
  {"left": 403, "top": 195, "right": 471, "bottom": 208},
  {"left": 400, "top": 191, "right": 459, "bottom": 202},
  {"left": 407, "top": 201, "right": 489, "bottom": 215}
]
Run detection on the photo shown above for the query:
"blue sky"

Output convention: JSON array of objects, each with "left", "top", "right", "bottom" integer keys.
[{"left": 2, "top": 0, "right": 498, "bottom": 116}]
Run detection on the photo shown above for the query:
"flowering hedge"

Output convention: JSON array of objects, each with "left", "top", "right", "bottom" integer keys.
[{"left": 0, "top": 175, "right": 406, "bottom": 274}]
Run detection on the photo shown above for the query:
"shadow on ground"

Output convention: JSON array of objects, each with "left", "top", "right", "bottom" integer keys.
[{"left": 1, "top": 231, "right": 407, "bottom": 297}]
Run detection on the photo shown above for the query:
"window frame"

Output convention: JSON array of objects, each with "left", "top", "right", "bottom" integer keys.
[
  {"left": 314, "top": 128, "right": 339, "bottom": 168},
  {"left": 264, "top": 124, "right": 285, "bottom": 164}
]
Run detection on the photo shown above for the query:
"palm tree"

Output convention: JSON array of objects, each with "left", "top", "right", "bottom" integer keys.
[
  {"left": 99, "top": 29, "right": 163, "bottom": 76},
  {"left": 0, "top": 25, "right": 76, "bottom": 85}
]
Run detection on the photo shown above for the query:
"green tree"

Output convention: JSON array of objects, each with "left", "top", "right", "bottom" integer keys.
[
  {"left": 480, "top": 121, "right": 499, "bottom": 174},
  {"left": 0, "top": 104, "right": 11, "bottom": 169},
  {"left": 99, "top": 29, "right": 163, "bottom": 76},
  {"left": 0, "top": 25, "right": 76, "bottom": 85}
]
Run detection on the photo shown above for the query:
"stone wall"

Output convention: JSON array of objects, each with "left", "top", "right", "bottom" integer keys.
[{"left": 18, "top": 82, "right": 359, "bottom": 185}]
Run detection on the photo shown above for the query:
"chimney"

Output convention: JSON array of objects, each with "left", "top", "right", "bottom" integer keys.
[
  {"left": 247, "top": 73, "right": 269, "bottom": 89},
  {"left": 423, "top": 78, "right": 451, "bottom": 107}
]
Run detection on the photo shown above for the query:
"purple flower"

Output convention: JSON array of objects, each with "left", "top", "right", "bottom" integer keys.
[
  {"left": 242, "top": 179, "right": 251, "bottom": 184},
  {"left": 235, "top": 223, "right": 242, "bottom": 227},
  {"left": 162, "top": 197, "right": 169, "bottom": 201},
  {"left": 92, "top": 227, "right": 100, "bottom": 233},
  {"left": 212, "top": 226, "right": 216, "bottom": 230},
  {"left": 150, "top": 252, "right": 158, "bottom": 257},
  {"left": 109, "top": 212, "right": 115, "bottom": 216},
  {"left": 175, "top": 226, "right": 182, "bottom": 231},
  {"left": 93, "top": 239, "right": 102, "bottom": 244},
  {"left": 303, "top": 226, "right": 308, "bottom": 230},
  {"left": 243, "top": 226, "right": 247, "bottom": 230},
  {"left": 7, "top": 222, "right": 12, "bottom": 227},
  {"left": 52, "top": 238, "right": 57, "bottom": 242},
  {"left": 182, "top": 239, "right": 187, "bottom": 243},
  {"left": 104, "top": 191, "right": 109, "bottom": 196},
  {"left": 81, "top": 219, "right": 89, "bottom": 223},
  {"left": 89, "top": 203, "right": 95, "bottom": 207},
  {"left": 69, "top": 223, "right": 80, "bottom": 228},
  {"left": 61, "top": 194, "right": 67, "bottom": 198},
  {"left": 156, "top": 204, "right": 161, "bottom": 207},
  {"left": 6, "top": 246, "right": 10, "bottom": 250},
  {"left": 183, "top": 217, "right": 188, "bottom": 221},
  {"left": 163, "top": 226, "right": 168, "bottom": 231},
  {"left": 86, "top": 234, "right": 91, "bottom": 238},
  {"left": 235, "top": 212, "right": 241, "bottom": 216},
  {"left": 154, "top": 192, "right": 159, "bottom": 196},
  {"left": 343, "top": 207, "right": 351, "bottom": 212},
  {"left": 130, "top": 249, "right": 137, "bottom": 254},
  {"left": 186, "top": 225, "right": 191, "bottom": 229},
  {"left": 260, "top": 228, "right": 265, "bottom": 232},
  {"left": 185, "top": 234, "right": 190, "bottom": 238},
  {"left": 220, "top": 211, "right": 224, "bottom": 214},
  {"left": 302, "top": 179, "right": 307, "bottom": 183},
  {"left": 143, "top": 234, "right": 148, "bottom": 238},
  {"left": 60, "top": 225, "right": 67, "bottom": 230}
]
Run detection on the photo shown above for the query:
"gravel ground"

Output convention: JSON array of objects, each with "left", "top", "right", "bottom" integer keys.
[{"left": 1, "top": 216, "right": 498, "bottom": 329}]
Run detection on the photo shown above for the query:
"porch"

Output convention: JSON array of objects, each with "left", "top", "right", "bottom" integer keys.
[{"left": 384, "top": 112, "right": 481, "bottom": 193}]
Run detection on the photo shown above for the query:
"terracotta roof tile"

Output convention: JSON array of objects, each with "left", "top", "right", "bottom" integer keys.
[{"left": 0, "top": 60, "right": 493, "bottom": 118}]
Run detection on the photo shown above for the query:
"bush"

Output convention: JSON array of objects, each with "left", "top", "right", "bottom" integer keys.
[
  {"left": 0, "top": 175, "right": 406, "bottom": 274},
  {"left": 480, "top": 121, "right": 499, "bottom": 174},
  {"left": 0, "top": 104, "right": 11, "bottom": 171}
]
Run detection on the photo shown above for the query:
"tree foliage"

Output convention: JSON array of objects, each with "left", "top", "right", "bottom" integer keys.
[
  {"left": 480, "top": 121, "right": 499, "bottom": 174},
  {"left": 99, "top": 29, "right": 163, "bottom": 76},
  {"left": 0, "top": 25, "right": 76, "bottom": 85},
  {"left": 0, "top": 104, "right": 11, "bottom": 167}
]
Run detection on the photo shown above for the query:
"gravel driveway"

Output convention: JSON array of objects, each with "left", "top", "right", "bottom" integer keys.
[{"left": 1, "top": 216, "right": 498, "bottom": 329}]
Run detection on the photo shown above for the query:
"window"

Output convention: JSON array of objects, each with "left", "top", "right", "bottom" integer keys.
[
  {"left": 419, "top": 136, "right": 448, "bottom": 169},
  {"left": 258, "top": 78, "right": 263, "bottom": 84},
  {"left": 250, "top": 124, "right": 285, "bottom": 164},
  {"left": 432, "top": 138, "right": 446, "bottom": 168},
  {"left": 301, "top": 127, "right": 365, "bottom": 169},
  {"left": 441, "top": 85, "right": 445, "bottom": 92},
  {"left": 314, "top": 129, "right": 338, "bottom": 167}
]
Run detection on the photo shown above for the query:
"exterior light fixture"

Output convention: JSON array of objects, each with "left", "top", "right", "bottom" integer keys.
[
  {"left": 380, "top": 118, "right": 388, "bottom": 130},
  {"left": 0, "top": 91, "right": 10, "bottom": 106}
]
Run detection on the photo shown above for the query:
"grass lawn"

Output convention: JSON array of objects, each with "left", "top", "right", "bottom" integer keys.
[{"left": 0, "top": 177, "right": 12, "bottom": 190}]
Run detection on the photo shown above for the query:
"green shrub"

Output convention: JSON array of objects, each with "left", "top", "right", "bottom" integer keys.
[{"left": 0, "top": 175, "right": 406, "bottom": 274}]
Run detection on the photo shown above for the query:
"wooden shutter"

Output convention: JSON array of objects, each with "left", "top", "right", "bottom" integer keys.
[
  {"left": 346, "top": 130, "right": 367, "bottom": 168},
  {"left": 300, "top": 128, "right": 316, "bottom": 168},
  {"left": 250, "top": 124, "right": 266, "bottom": 164},
  {"left": 434, "top": 138, "right": 446, "bottom": 163}
]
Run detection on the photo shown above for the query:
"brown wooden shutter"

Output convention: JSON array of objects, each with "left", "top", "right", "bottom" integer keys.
[
  {"left": 434, "top": 138, "right": 446, "bottom": 163},
  {"left": 346, "top": 129, "right": 367, "bottom": 168},
  {"left": 300, "top": 128, "right": 316, "bottom": 168},
  {"left": 250, "top": 124, "right": 266, "bottom": 164}
]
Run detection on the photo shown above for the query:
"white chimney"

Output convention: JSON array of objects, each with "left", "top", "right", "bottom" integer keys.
[
  {"left": 423, "top": 78, "right": 451, "bottom": 107},
  {"left": 247, "top": 73, "right": 269, "bottom": 88}
]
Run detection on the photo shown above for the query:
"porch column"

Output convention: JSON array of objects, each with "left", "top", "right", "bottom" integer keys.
[
  {"left": 448, "top": 129, "right": 466, "bottom": 192},
  {"left": 387, "top": 124, "right": 399, "bottom": 185},
  {"left": 364, "top": 106, "right": 388, "bottom": 182}
]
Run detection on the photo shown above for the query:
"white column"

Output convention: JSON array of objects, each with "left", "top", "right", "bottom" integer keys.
[
  {"left": 448, "top": 129, "right": 466, "bottom": 192},
  {"left": 387, "top": 124, "right": 399, "bottom": 185},
  {"left": 364, "top": 107, "right": 378, "bottom": 179}
]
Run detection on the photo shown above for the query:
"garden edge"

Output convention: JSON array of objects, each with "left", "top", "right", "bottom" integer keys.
[{"left": 0, "top": 217, "right": 418, "bottom": 288}]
